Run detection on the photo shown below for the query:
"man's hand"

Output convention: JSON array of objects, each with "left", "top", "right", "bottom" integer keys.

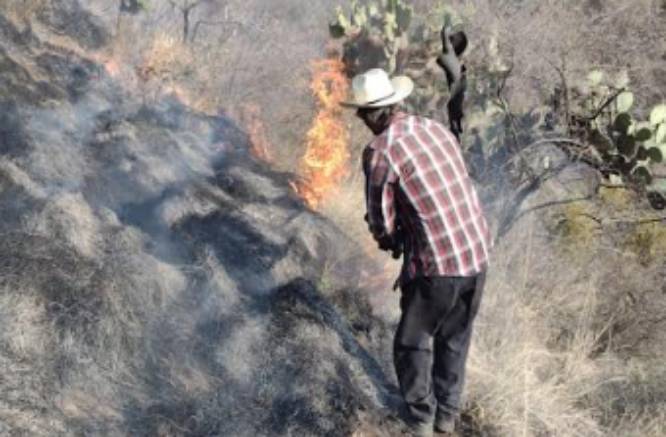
[
  {"left": 365, "top": 214, "right": 403, "bottom": 259},
  {"left": 375, "top": 231, "right": 404, "bottom": 259},
  {"left": 376, "top": 234, "right": 395, "bottom": 251},
  {"left": 437, "top": 27, "right": 464, "bottom": 88}
]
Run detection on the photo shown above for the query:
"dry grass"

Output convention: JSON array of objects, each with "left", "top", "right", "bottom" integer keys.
[
  {"left": 1, "top": 0, "right": 47, "bottom": 24},
  {"left": 469, "top": 225, "right": 609, "bottom": 436},
  {"left": 623, "top": 221, "right": 666, "bottom": 265},
  {"left": 458, "top": 182, "right": 665, "bottom": 437}
]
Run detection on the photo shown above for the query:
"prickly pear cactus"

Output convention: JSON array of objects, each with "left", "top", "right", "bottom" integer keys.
[
  {"left": 568, "top": 70, "right": 666, "bottom": 209},
  {"left": 330, "top": 0, "right": 465, "bottom": 118},
  {"left": 329, "top": 0, "right": 413, "bottom": 77}
]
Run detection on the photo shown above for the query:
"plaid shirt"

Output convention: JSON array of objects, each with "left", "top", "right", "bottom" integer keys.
[{"left": 363, "top": 112, "right": 491, "bottom": 284}]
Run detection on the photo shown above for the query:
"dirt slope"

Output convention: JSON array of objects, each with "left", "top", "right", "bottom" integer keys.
[{"left": 0, "top": 2, "right": 403, "bottom": 435}]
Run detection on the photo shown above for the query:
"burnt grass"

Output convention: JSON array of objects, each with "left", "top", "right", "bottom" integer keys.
[{"left": 0, "top": 3, "right": 414, "bottom": 436}]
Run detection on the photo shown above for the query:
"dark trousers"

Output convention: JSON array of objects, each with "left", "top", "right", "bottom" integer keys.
[{"left": 393, "top": 271, "right": 486, "bottom": 424}]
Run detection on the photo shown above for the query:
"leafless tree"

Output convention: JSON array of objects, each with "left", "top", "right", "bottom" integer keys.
[{"left": 168, "top": 0, "right": 206, "bottom": 43}]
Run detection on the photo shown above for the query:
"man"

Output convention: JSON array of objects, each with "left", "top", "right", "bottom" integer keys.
[
  {"left": 341, "top": 68, "right": 491, "bottom": 436},
  {"left": 437, "top": 28, "right": 468, "bottom": 141}
]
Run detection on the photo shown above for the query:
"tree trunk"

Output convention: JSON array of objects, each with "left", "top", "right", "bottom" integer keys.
[{"left": 183, "top": 8, "right": 191, "bottom": 43}]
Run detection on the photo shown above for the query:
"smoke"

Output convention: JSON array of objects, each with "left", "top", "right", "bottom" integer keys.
[{"left": 0, "top": 3, "right": 409, "bottom": 436}]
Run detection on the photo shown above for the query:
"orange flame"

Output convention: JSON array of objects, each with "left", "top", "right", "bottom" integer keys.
[
  {"left": 295, "top": 58, "right": 350, "bottom": 209},
  {"left": 103, "top": 58, "right": 121, "bottom": 78}
]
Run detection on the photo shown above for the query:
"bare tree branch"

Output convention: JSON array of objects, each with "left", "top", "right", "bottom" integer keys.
[
  {"left": 168, "top": 0, "right": 212, "bottom": 43},
  {"left": 582, "top": 86, "right": 626, "bottom": 121},
  {"left": 494, "top": 63, "right": 540, "bottom": 183},
  {"left": 548, "top": 57, "right": 570, "bottom": 134}
]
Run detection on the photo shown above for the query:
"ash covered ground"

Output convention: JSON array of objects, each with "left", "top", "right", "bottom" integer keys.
[{"left": 0, "top": 2, "right": 406, "bottom": 435}]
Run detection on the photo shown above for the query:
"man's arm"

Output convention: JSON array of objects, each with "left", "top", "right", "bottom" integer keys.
[
  {"left": 363, "top": 146, "right": 399, "bottom": 252},
  {"left": 437, "top": 27, "right": 467, "bottom": 140}
]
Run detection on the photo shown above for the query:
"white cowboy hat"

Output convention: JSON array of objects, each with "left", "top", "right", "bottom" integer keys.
[{"left": 340, "top": 68, "right": 414, "bottom": 108}]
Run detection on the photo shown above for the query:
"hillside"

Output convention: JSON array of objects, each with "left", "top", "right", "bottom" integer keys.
[{"left": 0, "top": 2, "right": 405, "bottom": 435}]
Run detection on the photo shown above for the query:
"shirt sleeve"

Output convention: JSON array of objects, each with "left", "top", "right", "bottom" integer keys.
[{"left": 363, "top": 145, "right": 399, "bottom": 242}]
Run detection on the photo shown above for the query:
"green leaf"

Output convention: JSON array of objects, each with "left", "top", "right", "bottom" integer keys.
[
  {"left": 647, "top": 190, "right": 666, "bottom": 210},
  {"left": 635, "top": 127, "right": 653, "bottom": 142},
  {"left": 656, "top": 123, "right": 666, "bottom": 143},
  {"left": 627, "top": 121, "right": 636, "bottom": 135},
  {"left": 368, "top": 2, "right": 379, "bottom": 16},
  {"left": 395, "top": 2, "right": 412, "bottom": 32},
  {"left": 384, "top": 12, "right": 397, "bottom": 41},
  {"left": 329, "top": 22, "right": 346, "bottom": 38},
  {"left": 613, "top": 113, "right": 632, "bottom": 133},
  {"left": 617, "top": 134, "right": 637, "bottom": 156},
  {"left": 636, "top": 146, "right": 649, "bottom": 161},
  {"left": 335, "top": 6, "right": 351, "bottom": 29},
  {"left": 588, "top": 70, "right": 604, "bottom": 86},
  {"left": 633, "top": 121, "right": 651, "bottom": 137},
  {"left": 632, "top": 165, "right": 653, "bottom": 185},
  {"left": 352, "top": 5, "right": 368, "bottom": 27},
  {"left": 616, "top": 91, "right": 634, "bottom": 113},
  {"left": 647, "top": 146, "right": 663, "bottom": 163},
  {"left": 650, "top": 104, "right": 666, "bottom": 125}
]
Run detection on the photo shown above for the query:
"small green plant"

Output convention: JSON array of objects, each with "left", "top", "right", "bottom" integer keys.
[
  {"left": 568, "top": 71, "right": 666, "bottom": 208},
  {"left": 551, "top": 202, "right": 602, "bottom": 258},
  {"left": 623, "top": 221, "right": 666, "bottom": 265}
]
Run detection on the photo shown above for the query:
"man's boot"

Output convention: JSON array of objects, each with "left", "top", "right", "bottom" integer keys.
[
  {"left": 407, "top": 419, "right": 434, "bottom": 437},
  {"left": 434, "top": 411, "right": 455, "bottom": 435}
]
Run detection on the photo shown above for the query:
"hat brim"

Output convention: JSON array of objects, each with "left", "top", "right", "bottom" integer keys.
[{"left": 340, "top": 76, "right": 414, "bottom": 108}]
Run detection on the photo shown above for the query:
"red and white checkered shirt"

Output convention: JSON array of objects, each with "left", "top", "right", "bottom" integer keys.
[{"left": 363, "top": 112, "right": 491, "bottom": 283}]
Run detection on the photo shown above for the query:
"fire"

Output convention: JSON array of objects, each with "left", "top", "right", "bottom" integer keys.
[
  {"left": 295, "top": 58, "right": 350, "bottom": 209},
  {"left": 103, "top": 58, "right": 121, "bottom": 78},
  {"left": 89, "top": 51, "right": 123, "bottom": 79}
]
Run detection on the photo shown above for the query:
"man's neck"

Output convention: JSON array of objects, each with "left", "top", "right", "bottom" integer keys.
[{"left": 375, "top": 110, "right": 404, "bottom": 136}]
